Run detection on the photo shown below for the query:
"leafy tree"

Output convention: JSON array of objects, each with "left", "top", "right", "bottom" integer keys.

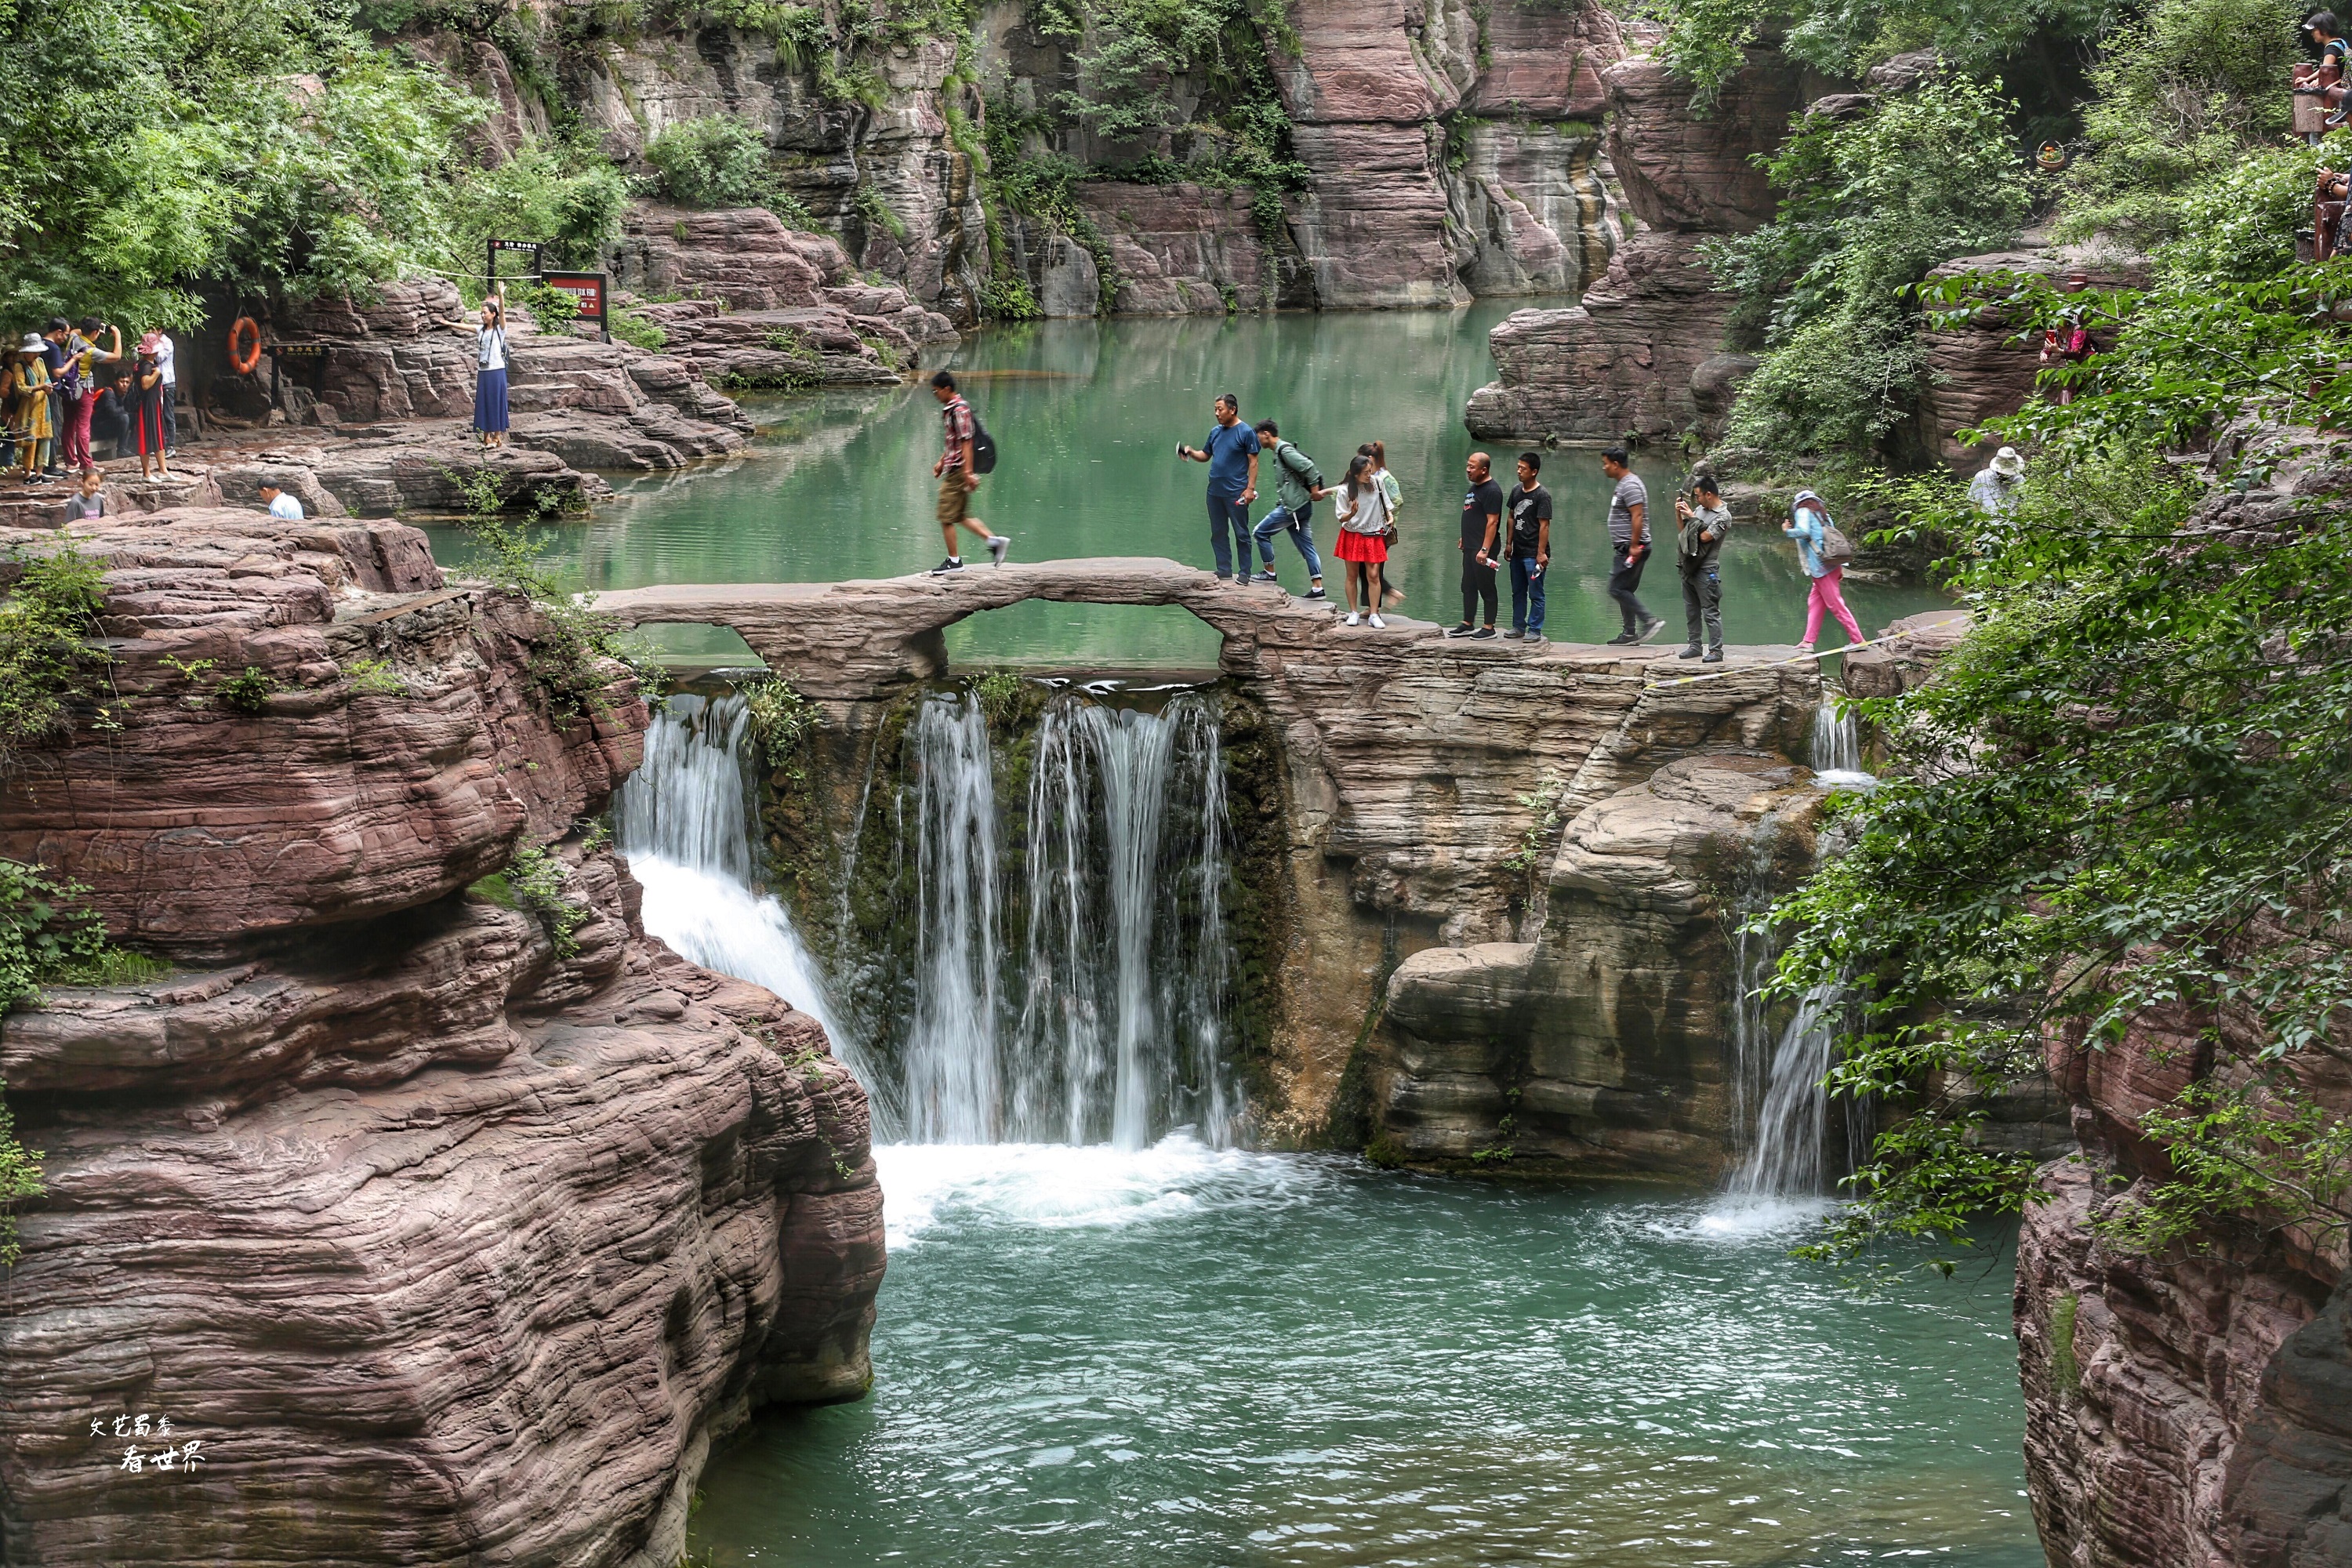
[
  {"left": 1710, "top": 78, "right": 2033, "bottom": 466},
  {"left": 1773, "top": 262, "right": 2352, "bottom": 1275},
  {"left": 1640, "top": 0, "right": 2109, "bottom": 111},
  {"left": 2055, "top": 0, "right": 2300, "bottom": 253}
]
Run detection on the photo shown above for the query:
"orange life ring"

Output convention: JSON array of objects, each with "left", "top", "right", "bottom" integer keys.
[{"left": 227, "top": 316, "right": 263, "bottom": 376}]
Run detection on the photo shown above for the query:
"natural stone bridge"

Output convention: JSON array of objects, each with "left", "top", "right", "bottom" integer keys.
[{"left": 595, "top": 555, "right": 1904, "bottom": 700}]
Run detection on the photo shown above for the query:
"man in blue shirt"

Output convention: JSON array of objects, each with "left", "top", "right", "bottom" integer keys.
[{"left": 1178, "top": 392, "right": 1260, "bottom": 582}]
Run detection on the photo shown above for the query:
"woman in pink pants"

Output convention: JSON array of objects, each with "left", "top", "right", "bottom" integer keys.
[{"left": 1784, "top": 488, "right": 1863, "bottom": 652}]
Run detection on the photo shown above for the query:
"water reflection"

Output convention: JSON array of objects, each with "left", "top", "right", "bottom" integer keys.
[{"left": 420, "top": 308, "right": 1951, "bottom": 667}]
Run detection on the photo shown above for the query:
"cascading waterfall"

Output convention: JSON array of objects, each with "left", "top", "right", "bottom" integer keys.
[
  {"left": 904, "top": 696, "right": 1006, "bottom": 1145},
  {"left": 614, "top": 693, "right": 884, "bottom": 1122},
  {"left": 617, "top": 681, "right": 1243, "bottom": 1154},
  {"left": 1012, "top": 696, "right": 1236, "bottom": 1150},
  {"left": 1808, "top": 693, "right": 1873, "bottom": 789},
  {"left": 1726, "top": 985, "right": 1844, "bottom": 1199}
]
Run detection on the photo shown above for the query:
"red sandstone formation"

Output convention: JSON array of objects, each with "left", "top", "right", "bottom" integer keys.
[
  {"left": 0, "top": 514, "right": 884, "bottom": 1566},
  {"left": 1465, "top": 51, "right": 1808, "bottom": 444}
]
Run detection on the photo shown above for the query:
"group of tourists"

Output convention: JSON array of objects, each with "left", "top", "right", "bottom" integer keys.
[
  {"left": 5, "top": 318, "right": 176, "bottom": 482},
  {"left": 914, "top": 380, "right": 1890, "bottom": 655}
]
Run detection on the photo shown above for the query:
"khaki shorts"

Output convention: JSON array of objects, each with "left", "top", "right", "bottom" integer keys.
[{"left": 937, "top": 470, "right": 973, "bottom": 527}]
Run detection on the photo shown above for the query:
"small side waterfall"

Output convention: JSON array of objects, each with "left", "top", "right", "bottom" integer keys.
[
  {"left": 614, "top": 694, "right": 879, "bottom": 1116},
  {"left": 1726, "top": 985, "right": 1843, "bottom": 1199},
  {"left": 1808, "top": 695, "right": 1874, "bottom": 789}
]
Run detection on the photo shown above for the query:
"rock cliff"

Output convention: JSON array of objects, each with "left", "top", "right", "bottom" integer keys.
[
  {"left": 1465, "top": 50, "right": 1807, "bottom": 444},
  {"left": 390, "top": 0, "right": 1624, "bottom": 324},
  {"left": 0, "top": 514, "right": 884, "bottom": 1566}
]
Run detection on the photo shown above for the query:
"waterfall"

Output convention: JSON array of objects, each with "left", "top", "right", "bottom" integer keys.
[
  {"left": 891, "top": 689, "right": 1237, "bottom": 1150},
  {"left": 614, "top": 694, "right": 879, "bottom": 1119},
  {"left": 616, "top": 681, "right": 1243, "bottom": 1153},
  {"left": 904, "top": 695, "right": 1007, "bottom": 1144},
  {"left": 1011, "top": 697, "right": 1236, "bottom": 1149},
  {"left": 1726, "top": 985, "right": 1843, "bottom": 1199},
  {"left": 1808, "top": 695, "right": 1874, "bottom": 789}
]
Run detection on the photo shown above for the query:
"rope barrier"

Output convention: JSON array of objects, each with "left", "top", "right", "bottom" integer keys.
[{"left": 1642, "top": 620, "right": 1959, "bottom": 688}]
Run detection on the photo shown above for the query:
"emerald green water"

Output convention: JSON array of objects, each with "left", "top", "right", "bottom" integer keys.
[
  {"left": 423, "top": 304, "right": 1949, "bottom": 668},
  {"left": 685, "top": 1143, "right": 2037, "bottom": 1567}
]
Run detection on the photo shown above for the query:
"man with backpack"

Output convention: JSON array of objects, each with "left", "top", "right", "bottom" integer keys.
[
  {"left": 927, "top": 369, "right": 1010, "bottom": 574},
  {"left": 1247, "top": 419, "right": 1328, "bottom": 597}
]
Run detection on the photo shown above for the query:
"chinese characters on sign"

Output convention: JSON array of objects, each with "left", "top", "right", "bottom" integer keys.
[{"left": 89, "top": 1414, "right": 204, "bottom": 1475}]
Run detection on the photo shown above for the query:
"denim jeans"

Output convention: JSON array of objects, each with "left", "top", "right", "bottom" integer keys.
[
  {"left": 1508, "top": 554, "right": 1547, "bottom": 633},
  {"left": 1254, "top": 501, "right": 1320, "bottom": 577},
  {"left": 1207, "top": 492, "right": 1252, "bottom": 578}
]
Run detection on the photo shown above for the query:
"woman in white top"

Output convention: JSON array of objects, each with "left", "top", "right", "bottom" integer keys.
[
  {"left": 437, "top": 295, "right": 510, "bottom": 448},
  {"left": 1333, "top": 454, "right": 1392, "bottom": 628},
  {"left": 1359, "top": 440, "right": 1405, "bottom": 607}
]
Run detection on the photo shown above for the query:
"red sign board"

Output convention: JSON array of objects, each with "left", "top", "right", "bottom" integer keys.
[{"left": 543, "top": 270, "right": 607, "bottom": 328}]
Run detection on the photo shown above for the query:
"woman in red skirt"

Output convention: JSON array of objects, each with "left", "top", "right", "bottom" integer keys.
[{"left": 1333, "top": 454, "right": 1392, "bottom": 628}]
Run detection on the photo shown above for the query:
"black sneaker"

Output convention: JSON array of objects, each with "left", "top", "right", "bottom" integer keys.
[
  {"left": 1502, "top": 630, "right": 1524, "bottom": 640},
  {"left": 1635, "top": 616, "right": 1667, "bottom": 644},
  {"left": 1305, "top": 586, "right": 1327, "bottom": 600},
  {"left": 987, "top": 535, "right": 1011, "bottom": 566},
  {"left": 1703, "top": 645, "right": 1723, "bottom": 663},
  {"left": 930, "top": 557, "right": 965, "bottom": 575},
  {"left": 1251, "top": 570, "right": 1280, "bottom": 583},
  {"left": 1443, "top": 622, "right": 1475, "bottom": 638},
  {"left": 1468, "top": 626, "right": 1497, "bottom": 641},
  {"left": 1677, "top": 644, "right": 1702, "bottom": 659},
  {"left": 1606, "top": 630, "right": 1639, "bottom": 646}
]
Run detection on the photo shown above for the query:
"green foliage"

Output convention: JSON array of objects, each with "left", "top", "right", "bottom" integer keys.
[
  {"left": 0, "top": 1076, "right": 41, "bottom": 1269},
  {"left": 740, "top": 676, "right": 821, "bottom": 781},
  {"left": 343, "top": 658, "right": 410, "bottom": 695},
  {"left": 973, "top": 669, "right": 1028, "bottom": 728},
  {"left": 1502, "top": 771, "right": 1568, "bottom": 876},
  {"left": 0, "top": 543, "right": 113, "bottom": 770},
  {"left": 1709, "top": 80, "right": 2032, "bottom": 468},
  {"left": 2156, "top": 132, "right": 2352, "bottom": 285},
  {"left": 2055, "top": 0, "right": 2301, "bottom": 254},
  {"left": 0, "top": 858, "right": 108, "bottom": 1012},
  {"left": 214, "top": 666, "right": 279, "bottom": 715},
  {"left": 1766, "top": 261, "right": 2352, "bottom": 1271},
  {"left": 609, "top": 309, "right": 669, "bottom": 352},
  {"left": 451, "top": 132, "right": 632, "bottom": 276},
  {"left": 506, "top": 842, "right": 591, "bottom": 956},
  {"left": 1642, "top": 0, "right": 2109, "bottom": 111},
  {"left": 644, "top": 114, "right": 773, "bottom": 208},
  {"left": 2047, "top": 1292, "right": 2081, "bottom": 1397},
  {"left": 447, "top": 470, "right": 639, "bottom": 724}
]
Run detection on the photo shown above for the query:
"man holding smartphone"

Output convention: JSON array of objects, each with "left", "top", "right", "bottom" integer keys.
[
  {"left": 1178, "top": 392, "right": 1259, "bottom": 582},
  {"left": 1501, "top": 452, "right": 1552, "bottom": 642}
]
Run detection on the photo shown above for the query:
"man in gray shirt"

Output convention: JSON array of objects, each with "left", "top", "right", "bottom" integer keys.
[
  {"left": 1601, "top": 448, "right": 1664, "bottom": 645},
  {"left": 1674, "top": 475, "right": 1730, "bottom": 662}
]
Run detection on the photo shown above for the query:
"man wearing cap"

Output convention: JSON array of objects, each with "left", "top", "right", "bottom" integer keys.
[{"left": 1968, "top": 446, "right": 2025, "bottom": 517}]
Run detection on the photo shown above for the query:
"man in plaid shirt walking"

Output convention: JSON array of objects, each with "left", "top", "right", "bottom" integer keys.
[{"left": 928, "top": 369, "right": 1010, "bottom": 573}]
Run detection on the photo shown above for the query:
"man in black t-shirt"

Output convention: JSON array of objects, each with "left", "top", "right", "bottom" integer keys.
[
  {"left": 1446, "top": 451, "right": 1504, "bottom": 639},
  {"left": 1501, "top": 451, "right": 1552, "bottom": 642}
]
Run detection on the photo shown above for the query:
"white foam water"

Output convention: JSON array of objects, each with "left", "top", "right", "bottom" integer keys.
[{"left": 875, "top": 1134, "right": 1332, "bottom": 1250}]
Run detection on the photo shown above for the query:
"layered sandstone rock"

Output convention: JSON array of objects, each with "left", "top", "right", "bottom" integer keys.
[
  {"left": 1466, "top": 51, "right": 1808, "bottom": 443},
  {"left": 0, "top": 513, "right": 884, "bottom": 1566},
  {"left": 1075, "top": 183, "right": 1313, "bottom": 314},
  {"left": 1375, "top": 754, "right": 1825, "bottom": 1172},
  {"left": 1916, "top": 249, "right": 2147, "bottom": 470},
  {"left": 608, "top": 205, "right": 956, "bottom": 385}
]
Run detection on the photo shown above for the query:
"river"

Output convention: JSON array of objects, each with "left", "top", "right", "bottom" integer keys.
[{"left": 423, "top": 303, "right": 1949, "bottom": 667}]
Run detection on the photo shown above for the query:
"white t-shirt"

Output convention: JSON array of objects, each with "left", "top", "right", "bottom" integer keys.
[
  {"left": 267, "top": 492, "right": 304, "bottom": 521},
  {"left": 477, "top": 326, "right": 507, "bottom": 372},
  {"left": 1338, "top": 480, "right": 1392, "bottom": 535},
  {"left": 154, "top": 336, "right": 175, "bottom": 387}
]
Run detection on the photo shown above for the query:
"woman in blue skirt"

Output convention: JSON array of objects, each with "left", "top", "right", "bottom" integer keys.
[{"left": 438, "top": 295, "right": 510, "bottom": 448}]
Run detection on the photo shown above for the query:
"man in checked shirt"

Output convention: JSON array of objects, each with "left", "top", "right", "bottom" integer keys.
[{"left": 927, "top": 369, "right": 1010, "bottom": 573}]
